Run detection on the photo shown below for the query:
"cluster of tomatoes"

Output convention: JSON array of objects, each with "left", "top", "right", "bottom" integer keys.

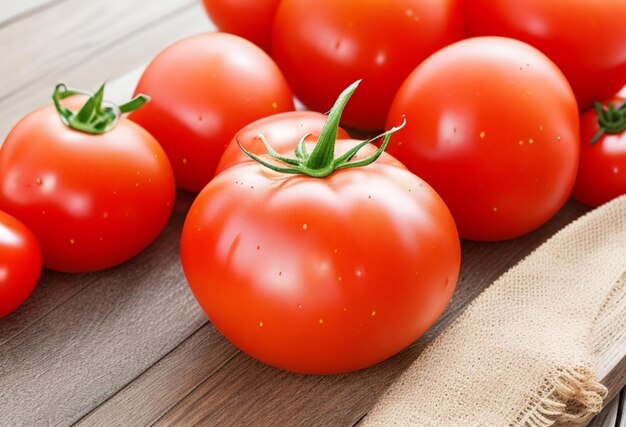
[{"left": 1, "top": 0, "right": 625, "bottom": 375}]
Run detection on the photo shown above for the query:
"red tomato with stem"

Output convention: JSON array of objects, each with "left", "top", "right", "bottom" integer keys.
[
  {"left": 465, "top": 0, "right": 626, "bottom": 111},
  {"left": 130, "top": 32, "right": 295, "bottom": 192},
  {"left": 0, "top": 210, "right": 41, "bottom": 318},
  {"left": 0, "top": 84, "right": 176, "bottom": 272},
  {"left": 386, "top": 37, "right": 579, "bottom": 241},
  {"left": 572, "top": 99, "right": 626, "bottom": 207},
  {"left": 216, "top": 111, "right": 350, "bottom": 175},
  {"left": 271, "top": 0, "right": 464, "bottom": 131},
  {"left": 181, "top": 82, "right": 460, "bottom": 374},
  {"left": 201, "top": 0, "right": 281, "bottom": 52}
]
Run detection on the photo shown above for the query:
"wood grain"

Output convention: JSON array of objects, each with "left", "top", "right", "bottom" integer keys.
[
  {"left": 0, "top": 215, "right": 206, "bottom": 426},
  {"left": 0, "top": 0, "right": 62, "bottom": 27},
  {"left": 75, "top": 324, "right": 238, "bottom": 427}
]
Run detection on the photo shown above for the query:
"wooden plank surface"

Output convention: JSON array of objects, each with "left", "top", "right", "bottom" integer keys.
[
  {"left": 0, "top": 0, "right": 61, "bottom": 27},
  {"left": 0, "top": 1, "right": 624, "bottom": 426}
]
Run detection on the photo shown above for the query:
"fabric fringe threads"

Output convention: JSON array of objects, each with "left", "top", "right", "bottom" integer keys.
[{"left": 516, "top": 367, "right": 607, "bottom": 426}]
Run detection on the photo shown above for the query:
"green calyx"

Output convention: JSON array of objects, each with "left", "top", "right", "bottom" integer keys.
[
  {"left": 238, "top": 80, "right": 406, "bottom": 178},
  {"left": 591, "top": 101, "right": 626, "bottom": 144},
  {"left": 52, "top": 82, "right": 149, "bottom": 134}
]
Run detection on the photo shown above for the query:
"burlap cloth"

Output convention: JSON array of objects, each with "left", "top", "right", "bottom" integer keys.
[{"left": 362, "top": 196, "right": 626, "bottom": 426}]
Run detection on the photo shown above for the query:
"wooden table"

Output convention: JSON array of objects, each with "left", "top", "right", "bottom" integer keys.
[{"left": 0, "top": 1, "right": 624, "bottom": 425}]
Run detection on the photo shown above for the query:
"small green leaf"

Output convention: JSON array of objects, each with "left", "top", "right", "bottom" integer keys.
[
  {"left": 236, "top": 80, "right": 405, "bottom": 178},
  {"left": 51, "top": 82, "right": 150, "bottom": 135}
]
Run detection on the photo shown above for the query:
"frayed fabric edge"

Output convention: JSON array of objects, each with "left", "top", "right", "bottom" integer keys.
[{"left": 513, "top": 367, "right": 607, "bottom": 426}]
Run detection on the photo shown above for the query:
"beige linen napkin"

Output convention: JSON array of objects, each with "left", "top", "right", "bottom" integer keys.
[{"left": 362, "top": 196, "right": 626, "bottom": 426}]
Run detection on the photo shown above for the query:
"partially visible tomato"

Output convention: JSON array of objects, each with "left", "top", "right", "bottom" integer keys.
[
  {"left": 130, "top": 32, "right": 295, "bottom": 192},
  {"left": 465, "top": 0, "right": 626, "bottom": 111},
  {"left": 386, "top": 37, "right": 579, "bottom": 241},
  {"left": 0, "top": 84, "right": 175, "bottom": 272},
  {"left": 181, "top": 82, "right": 460, "bottom": 374},
  {"left": 572, "top": 99, "right": 626, "bottom": 207},
  {"left": 0, "top": 210, "right": 41, "bottom": 318},
  {"left": 201, "top": 0, "right": 281, "bottom": 52},
  {"left": 216, "top": 111, "right": 350, "bottom": 175},
  {"left": 271, "top": 0, "right": 464, "bottom": 131}
]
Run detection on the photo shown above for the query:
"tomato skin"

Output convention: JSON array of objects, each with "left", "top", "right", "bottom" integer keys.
[
  {"left": 572, "top": 99, "right": 626, "bottom": 207},
  {"left": 0, "top": 211, "right": 41, "bottom": 318},
  {"left": 181, "top": 140, "right": 460, "bottom": 374},
  {"left": 271, "top": 0, "right": 464, "bottom": 131},
  {"left": 386, "top": 37, "right": 579, "bottom": 241},
  {"left": 130, "top": 32, "right": 295, "bottom": 192},
  {"left": 465, "top": 0, "right": 626, "bottom": 111},
  {"left": 216, "top": 111, "right": 350, "bottom": 175},
  {"left": 201, "top": 0, "right": 281, "bottom": 52},
  {"left": 0, "top": 102, "right": 176, "bottom": 273}
]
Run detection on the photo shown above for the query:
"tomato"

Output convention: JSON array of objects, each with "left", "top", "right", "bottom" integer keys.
[
  {"left": 0, "top": 84, "right": 175, "bottom": 272},
  {"left": 271, "top": 0, "right": 464, "bottom": 131},
  {"left": 386, "top": 37, "right": 579, "bottom": 241},
  {"left": 181, "top": 82, "right": 460, "bottom": 374},
  {"left": 572, "top": 99, "right": 626, "bottom": 207},
  {"left": 130, "top": 32, "right": 295, "bottom": 192},
  {"left": 465, "top": 0, "right": 626, "bottom": 111},
  {"left": 0, "top": 211, "right": 41, "bottom": 318},
  {"left": 201, "top": 0, "right": 281, "bottom": 52},
  {"left": 216, "top": 111, "right": 350, "bottom": 175}
]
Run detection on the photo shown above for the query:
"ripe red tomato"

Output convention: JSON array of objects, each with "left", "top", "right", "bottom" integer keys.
[
  {"left": 0, "top": 210, "right": 41, "bottom": 318},
  {"left": 271, "top": 0, "right": 464, "bottom": 131},
  {"left": 0, "top": 85, "right": 176, "bottom": 272},
  {"left": 386, "top": 37, "right": 579, "bottom": 241},
  {"left": 216, "top": 111, "right": 350, "bottom": 175},
  {"left": 201, "top": 0, "right": 281, "bottom": 52},
  {"left": 130, "top": 32, "right": 295, "bottom": 192},
  {"left": 465, "top": 0, "right": 626, "bottom": 111},
  {"left": 181, "top": 82, "right": 460, "bottom": 373},
  {"left": 572, "top": 99, "right": 626, "bottom": 207}
]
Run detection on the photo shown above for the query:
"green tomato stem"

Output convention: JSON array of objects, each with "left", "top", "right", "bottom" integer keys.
[
  {"left": 52, "top": 83, "right": 149, "bottom": 135},
  {"left": 591, "top": 101, "right": 626, "bottom": 144},
  {"left": 237, "top": 80, "right": 406, "bottom": 178}
]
